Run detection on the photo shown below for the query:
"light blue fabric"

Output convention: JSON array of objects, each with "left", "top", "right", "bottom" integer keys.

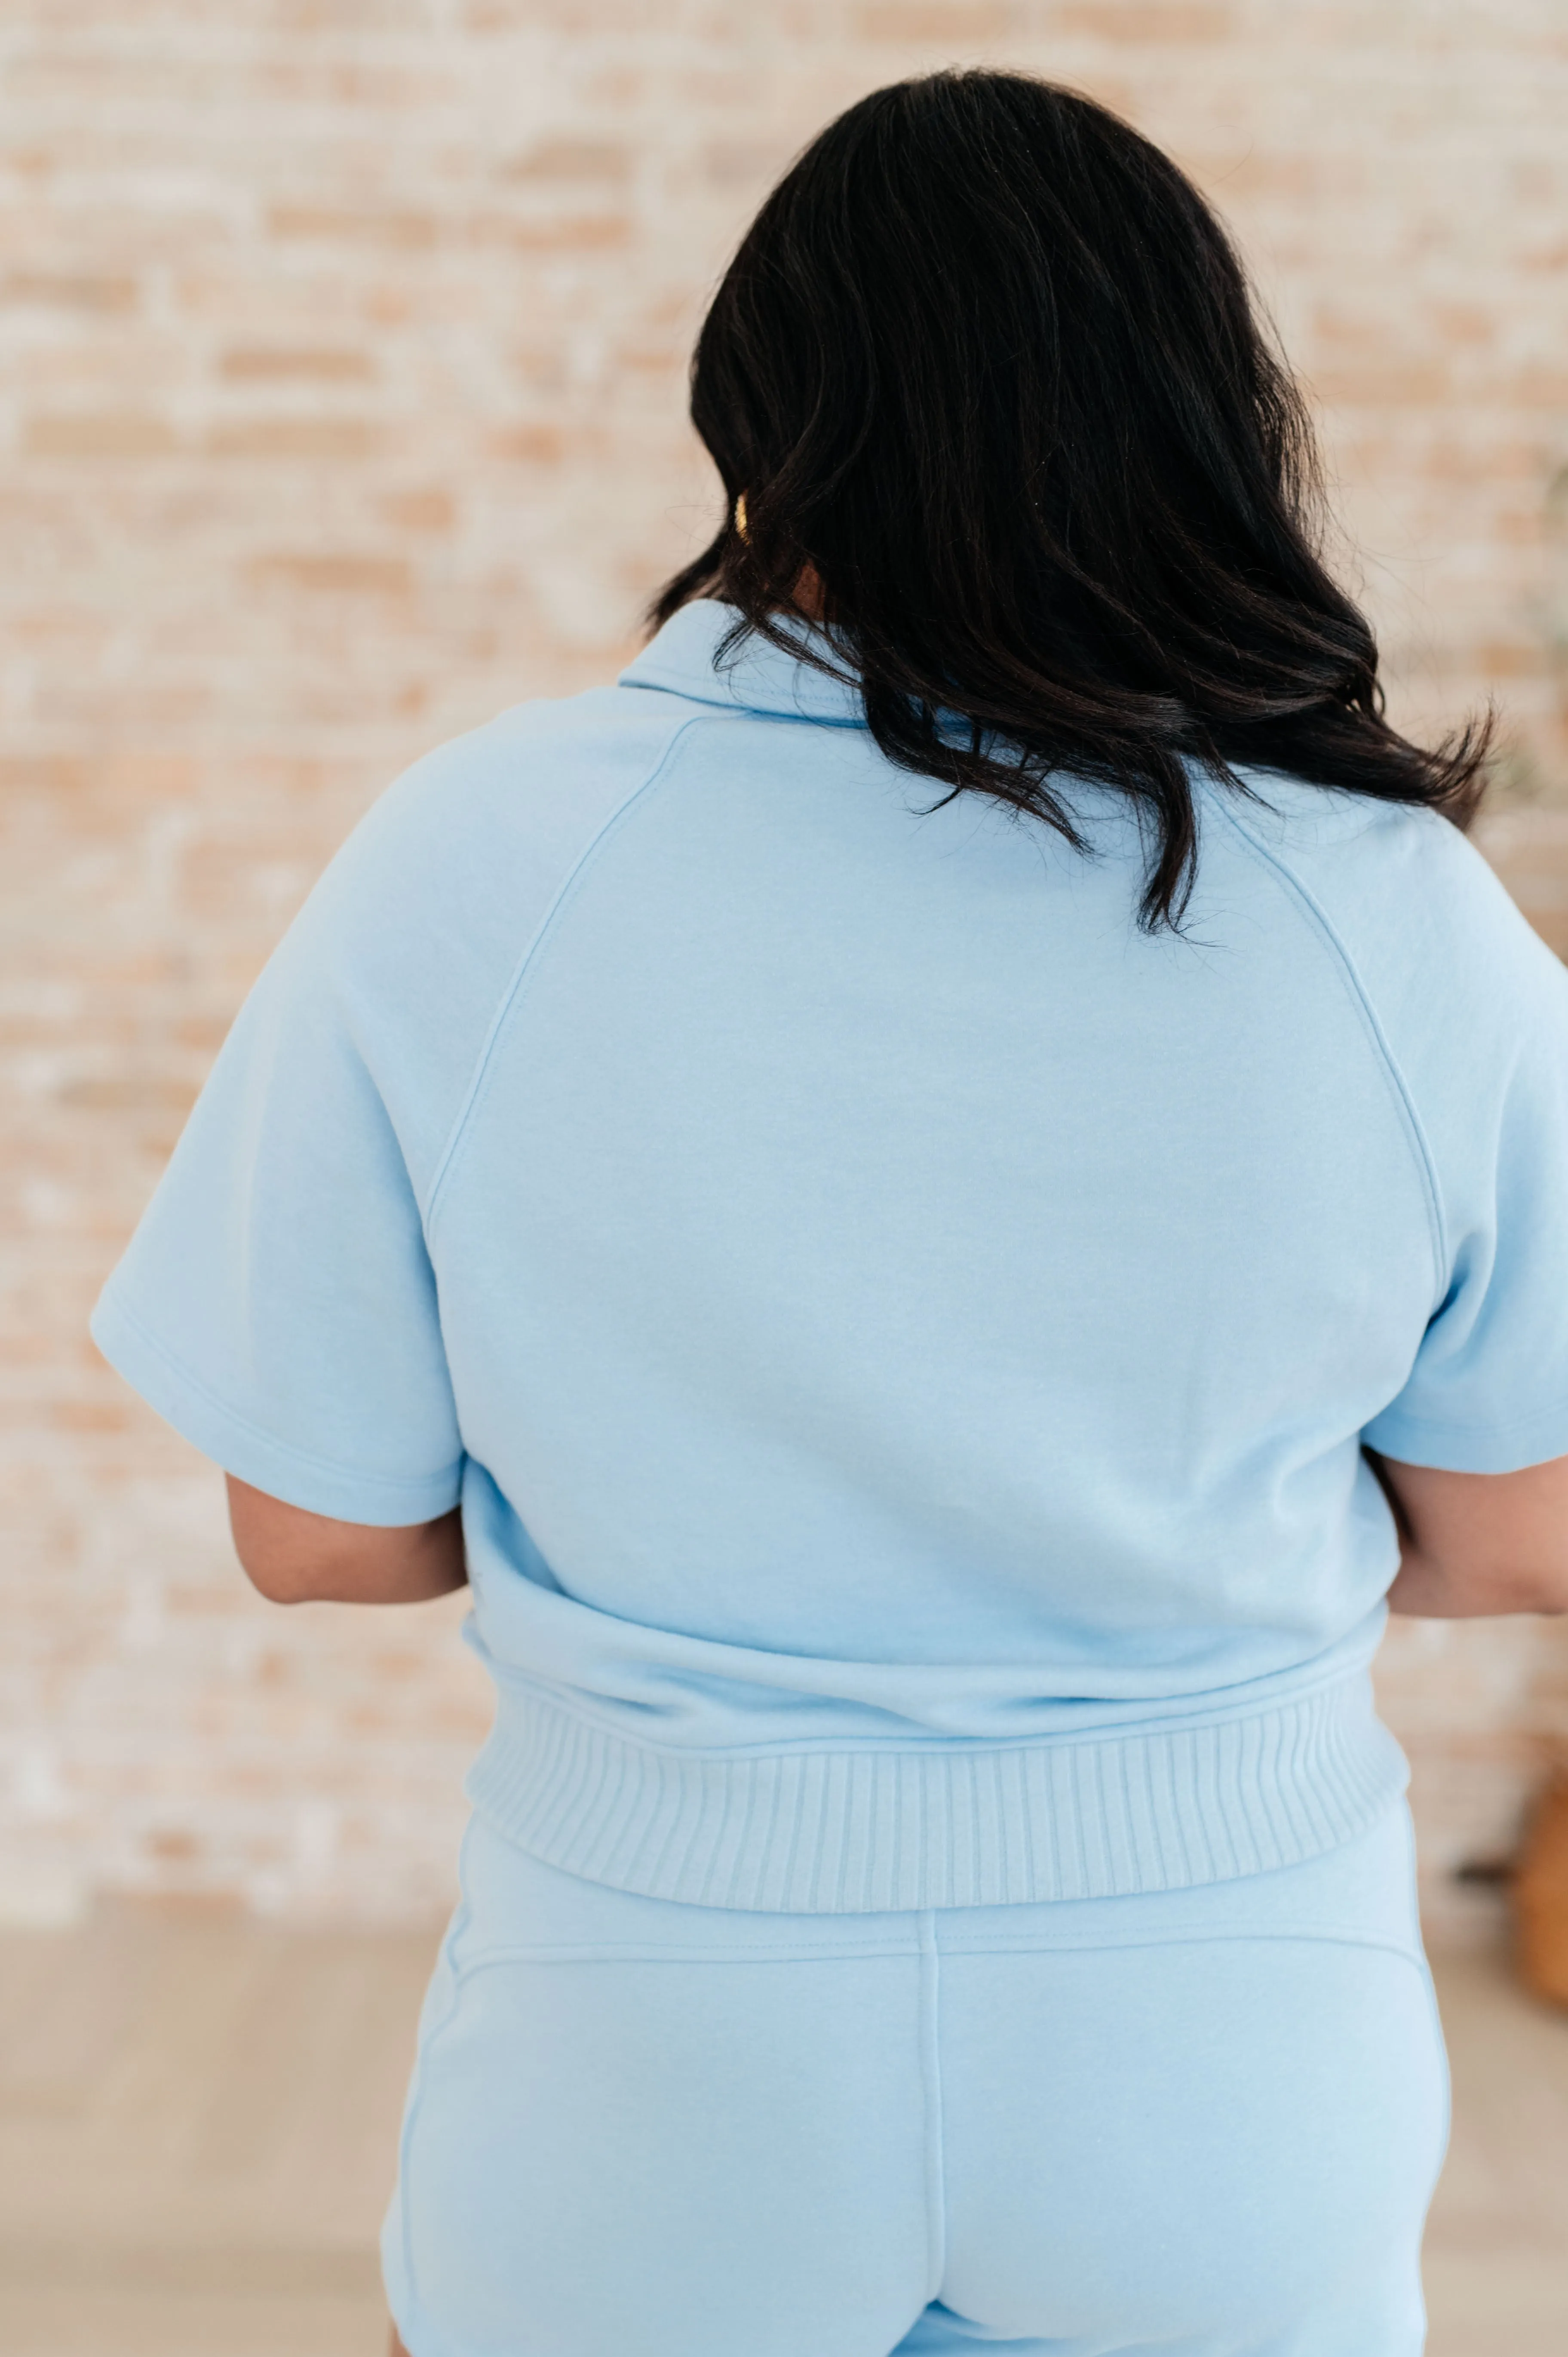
[
  {"left": 381, "top": 1798, "right": 1448, "bottom": 2357},
  {"left": 93, "top": 600, "right": 1568, "bottom": 1906}
]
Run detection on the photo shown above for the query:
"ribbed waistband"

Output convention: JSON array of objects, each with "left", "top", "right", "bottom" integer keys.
[{"left": 463, "top": 1670, "right": 1409, "bottom": 1912}]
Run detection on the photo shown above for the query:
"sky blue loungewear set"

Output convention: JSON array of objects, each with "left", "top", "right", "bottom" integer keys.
[{"left": 94, "top": 602, "right": 1568, "bottom": 2354}]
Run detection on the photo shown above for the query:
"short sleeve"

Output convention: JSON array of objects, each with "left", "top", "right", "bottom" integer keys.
[
  {"left": 1362, "top": 889, "right": 1568, "bottom": 1475},
  {"left": 91, "top": 886, "right": 466, "bottom": 1526}
]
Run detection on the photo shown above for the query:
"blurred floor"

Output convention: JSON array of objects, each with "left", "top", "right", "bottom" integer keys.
[
  {"left": 0, "top": 1906, "right": 1563, "bottom": 2357},
  {"left": 1421, "top": 1942, "right": 1568, "bottom": 2354}
]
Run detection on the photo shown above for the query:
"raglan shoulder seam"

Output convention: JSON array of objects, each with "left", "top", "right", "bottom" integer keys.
[
  {"left": 1207, "top": 790, "right": 1450, "bottom": 1304},
  {"left": 420, "top": 706, "right": 714, "bottom": 1239}
]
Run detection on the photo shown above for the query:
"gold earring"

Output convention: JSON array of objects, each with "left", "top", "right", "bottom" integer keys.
[{"left": 734, "top": 493, "right": 749, "bottom": 542}]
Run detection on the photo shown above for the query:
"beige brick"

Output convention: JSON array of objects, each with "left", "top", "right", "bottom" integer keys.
[
  {"left": 23, "top": 414, "right": 179, "bottom": 459},
  {"left": 1051, "top": 3, "right": 1232, "bottom": 38},
  {"left": 206, "top": 418, "right": 384, "bottom": 460},
  {"left": 854, "top": 3, "right": 1020, "bottom": 40},
  {"left": 480, "top": 211, "right": 633, "bottom": 251},
  {"left": 0, "top": 272, "right": 138, "bottom": 312},
  {"left": 1309, "top": 361, "right": 1453, "bottom": 407},
  {"left": 247, "top": 552, "right": 412, "bottom": 597},
  {"left": 380, "top": 485, "right": 455, "bottom": 532},
  {"left": 1512, "top": 363, "right": 1568, "bottom": 408},
  {"left": 0, "top": 755, "right": 91, "bottom": 797},
  {"left": 265, "top": 206, "right": 442, "bottom": 248},
  {"left": 1429, "top": 303, "right": 1497, "bottom": 347},
  {"left": 488, "top": 422, "right": 570, "bottom": 463},
  {"left": 217, "top": 347, "right": 376, "bottom": 381},
  {"left": 505, "top": 138, "right": 633, "bottom": 183},
  {"left": 1476, "top": 638, "right": 1547, "bottom": 679}
]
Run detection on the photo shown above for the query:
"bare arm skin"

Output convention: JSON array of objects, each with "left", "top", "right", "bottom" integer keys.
[
  {"left": 226, "top": 1474, "right": 467, "bottom": 1605},
  {"left": 225, "top": 1452, "right": 1568, "bottom": 1621},
  {"left": 1369, "top": 1449, "right": 1568, "bottom": 1618}
]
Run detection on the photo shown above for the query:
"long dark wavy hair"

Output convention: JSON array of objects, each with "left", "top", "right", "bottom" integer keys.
[{"left": 650, "top": 71, "right": 1488, "bottom": 928}]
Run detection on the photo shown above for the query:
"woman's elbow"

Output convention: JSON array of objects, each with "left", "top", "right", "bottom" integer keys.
[
  {"left": 1376, "top": 1452, "right": 1568, "bottom": 1621},
  {"left": 1389, "top": 1547, "right": 1568, "bottom": 1620},
  {"left": 1488, "top": 1562, "right": 1568, "bottom": 1617},
  {"left": 237, "top": 1551, "right": 327, "bottom": 1605}
]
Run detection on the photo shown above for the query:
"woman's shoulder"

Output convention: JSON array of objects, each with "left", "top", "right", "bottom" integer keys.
[
  {"left": 282, "top": 677, "right": 728, "bottom": 1004},
  {"left": 1209, "top": 765, "right": 1548, "bottom": 973},
  {"left": 1205, "top": 766, "right": 1568, "bottom": 1122},
  {"left": 256, "top": 680, "right": 716, "bottom": 1194},
  {"left": 344, "top": 680, "right": 706, "bottom": 887}
]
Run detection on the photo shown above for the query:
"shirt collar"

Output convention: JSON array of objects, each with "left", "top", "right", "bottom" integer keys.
[{"left": 618, "top": 599, "right": 867, "bottom": 727}]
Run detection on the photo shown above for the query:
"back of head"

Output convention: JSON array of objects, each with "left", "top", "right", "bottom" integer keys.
[{"left": 652, "top": 71, "right": 1486, "bottom": 927}]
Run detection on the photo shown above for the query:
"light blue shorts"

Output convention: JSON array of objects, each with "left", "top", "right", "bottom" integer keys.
[{"left": 383, "top": 1796, "right": 1448, "bottom": 2357}]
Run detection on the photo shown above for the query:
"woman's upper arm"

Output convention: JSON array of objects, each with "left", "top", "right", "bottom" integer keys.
[
  {"left": 226, "top": 1475, "right": 467, "bottom": 1606},
  {"left": 1375, "top": 1450, "right": 1568, "bottom": 1617}
]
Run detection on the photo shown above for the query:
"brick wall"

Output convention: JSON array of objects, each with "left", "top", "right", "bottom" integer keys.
[{"left": 4, "top": 1, "right": 1566, "bottom": 1935}]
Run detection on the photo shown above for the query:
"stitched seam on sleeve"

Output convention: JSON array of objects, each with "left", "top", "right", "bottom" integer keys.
[
  {"left": 98, "top": 1286, "right": 464, "bottom": 1499},
  {"left": 421, "top": 712, "right": 709, "bottom": 1240},
  {"left": 1211, "top": 792, "right": 1449, "bottom": 1304},
  {"left": 1369, "top": 1395, "right": 1568, "bottom": 1442}
]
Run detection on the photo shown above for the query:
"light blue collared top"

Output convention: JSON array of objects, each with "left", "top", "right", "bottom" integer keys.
[{"left": 93, "top": 602, "right": 1568, "bottom": 1908}]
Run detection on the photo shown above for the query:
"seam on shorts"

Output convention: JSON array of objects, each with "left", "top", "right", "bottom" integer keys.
[
  {"left": 396, "top": 1845, "right": 477, "bottom": 2333},
  {"left": 435, "top": 1926, "right": 1428, "bottom": 1971},
  {"left": 445, "top": 1936, "right": 926, "bottom": 1971},
  {"left": 919, "top": 1909, "right": 947, "bottom": 2305},
  {"left": 932, "top": 1927, "right": 1433, "bottom": 1970},
  {"left": 1413, "top": 1951, "right": 1454, "bottom": 2193}
]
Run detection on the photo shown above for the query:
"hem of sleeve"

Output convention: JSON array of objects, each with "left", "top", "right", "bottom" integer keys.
[
  {"left": 1363, "top": 1399, "right": 1568, "bottom": 1476},
  {"left": 90, "top": 1284, "right": 465, "bottom": 1526}
]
